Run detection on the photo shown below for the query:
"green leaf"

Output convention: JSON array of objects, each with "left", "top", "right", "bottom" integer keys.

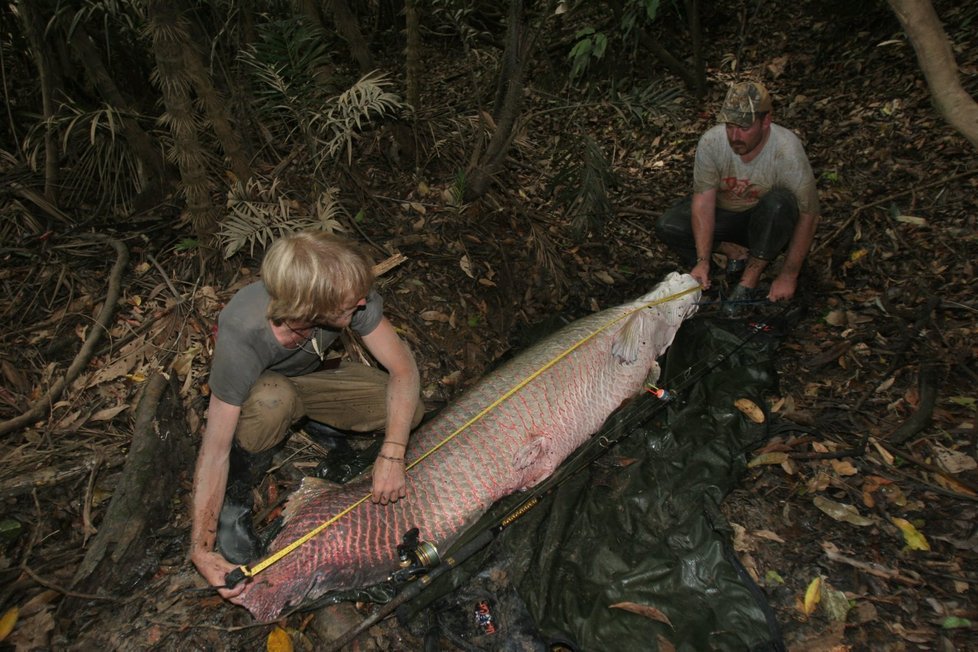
[
  {"left": 948, "top": 396, "right": 976, "bottom": 408},
  {"left": 941, "top": 616, "right": 972, "bottom": 629}
]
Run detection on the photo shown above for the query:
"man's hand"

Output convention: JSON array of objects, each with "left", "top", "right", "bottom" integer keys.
[
  {"left": 768, "top": 273, "right": 798, "bottom": 302},
  {"left": 690, "top": 260, "right": 711, "bottom": 290},
  {"left": 191, "top": 549, "right": 247, "bottom": 600},
  {"left": 371, "top": 455, "right": 407, "bottom": 505}
]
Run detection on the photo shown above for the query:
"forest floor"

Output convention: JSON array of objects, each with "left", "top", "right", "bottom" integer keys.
[{"left": 2, "top": 1, "right": 978, "bottom": 651}]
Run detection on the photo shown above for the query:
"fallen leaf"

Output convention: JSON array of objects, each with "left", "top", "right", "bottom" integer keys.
[
  {"left": 419, "top": 310, "right": 450, "bottom": 322},
  {"left": 267, "top": 626, "right": 293, "bottom": 652},
  {"left": 933, "top": 445, "right": 977, "bottom": 474},
  {"left": 934, "top": 473, "right": 978, "bottom": 497},
  {"left": 829, "top": 459, "right": 859, "bottom": 476},
  {"left": 948, "top": 396, "right": 976, "bottom": 408},
  {"left": 748, "top": 452, "right": 788, "bottom": 468},
  {"left": 459, "top": 255, "right": 475, "bottom": 279},
  {"left": 895, "top": 214, "right": 926, "bottom": 226},
  {"left": 824, "top": 310, "right": 846, "bottom": 326},
  {"left": 820, "top": 582, "right": 851, "bottom": 622},
  {"left": 802, "top": 576, "right": 822, "bottom": 616},
  {"left": 172, "top": 345, "right": 200, "bottom": 380},
  {"left": 656, "top": 634, "right": 676, "bottom": 652},
  {"left": 6, "top": 609, "right": 53, "bottom": 650},
  {"left": 610, "top": 602, "right": 674, "bottom": 628},
  {"left": 891, "top": 517, "right": 930, "bottom": 551},
  {"left": 941, "top": 616, "right": 972, "bottom": 629},
  {"left": 734, "top": 398, "right": 765, "bottom": 423},
  {"left": 813, "top": 496, "right": 875, "bottom": 526},
  {"left": 90, "top": 404, "right": 129, "bottom": 422},
  {"left": 0, "top": 607, "right": 17, "bottom": 641},
  {"left": 594, "top": 270, "right": 615, "bottom": 285},
  {"left": 754, "top": 529, "right": 786, "bottom": 544}
]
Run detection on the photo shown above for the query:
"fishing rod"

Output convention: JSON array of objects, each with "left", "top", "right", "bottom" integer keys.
[
  {"left": 324, "top": 304, "right": 792, "bottom": 649},
  {"left": 224, "top": 283, "right": 702, "bottom": 590}
]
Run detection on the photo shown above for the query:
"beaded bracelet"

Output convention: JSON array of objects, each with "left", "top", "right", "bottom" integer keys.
[{"left": 378, "top": 453, "right": 405, "bottom": 463}]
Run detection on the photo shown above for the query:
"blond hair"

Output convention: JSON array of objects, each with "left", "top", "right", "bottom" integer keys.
[{"left": 262, "top": 231, "right": 374, "bottom": 323}]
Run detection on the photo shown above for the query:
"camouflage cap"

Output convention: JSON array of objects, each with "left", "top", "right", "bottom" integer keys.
[{"left": 716, "top": 81, "right": 772, "bottom": 128}]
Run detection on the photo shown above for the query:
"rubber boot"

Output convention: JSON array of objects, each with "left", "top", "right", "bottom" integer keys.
[
  {"left": 216, "top": 443, "right": 273, "bottom": 565},
  {"left": 304, "top": 420, "right": 371, "bottom": 484}
]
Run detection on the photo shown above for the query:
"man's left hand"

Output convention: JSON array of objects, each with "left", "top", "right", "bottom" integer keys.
[
  {"left": 767, "top": 273, "right": 798, "bottom": 302},
  {"left": 371, "top": 456, "right": 407, "bottom": 505}
]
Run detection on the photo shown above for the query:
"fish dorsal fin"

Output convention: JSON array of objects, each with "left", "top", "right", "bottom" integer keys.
[
  {"left": 611, "top": 310, "right": 646, "bottom": 364},
  {"left": 281, "top": 476, "right": 337, "bottom": 523}
]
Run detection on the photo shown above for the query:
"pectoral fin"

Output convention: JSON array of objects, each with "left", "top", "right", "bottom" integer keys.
[{"left": 611, "top": 311, "right": 646, "bottom": 364}]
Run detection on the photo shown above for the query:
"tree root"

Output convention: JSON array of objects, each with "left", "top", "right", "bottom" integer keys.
[{"left": 0, "top": 234, "right": 128, "bottom": 437}]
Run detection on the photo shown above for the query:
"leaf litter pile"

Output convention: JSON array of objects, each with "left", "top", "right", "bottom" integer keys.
[{"left": 1, "top": 1, "right": 977, "bottom": 650}]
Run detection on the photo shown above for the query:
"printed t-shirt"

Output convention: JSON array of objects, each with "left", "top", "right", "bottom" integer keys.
[
  {"left": 692, "top": 123, "right": 819, "bottom": 216},
  {"left": 208, "top": 281, "right": 384, "bottom": 406}
]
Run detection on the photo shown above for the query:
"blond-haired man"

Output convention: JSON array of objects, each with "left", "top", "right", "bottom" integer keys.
[{"left": 190, "top": 231, "right": 423, "bottom": 600}]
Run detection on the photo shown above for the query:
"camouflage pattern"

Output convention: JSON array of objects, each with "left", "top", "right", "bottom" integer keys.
[{"left": 716, "top": 81, "right": 772, "bottom": 127}]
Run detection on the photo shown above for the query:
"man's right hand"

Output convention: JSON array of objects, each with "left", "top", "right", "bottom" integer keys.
[
  {"left": 691, "top": 260, "right": 711, "bottom": 290},
  {"left": 192, "top": 549, "right": 247, "bottom": 600}
]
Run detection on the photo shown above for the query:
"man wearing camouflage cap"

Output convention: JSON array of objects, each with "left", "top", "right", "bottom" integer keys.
[{"left": 655, "top": 80, "right": 820, "bottom": 316}]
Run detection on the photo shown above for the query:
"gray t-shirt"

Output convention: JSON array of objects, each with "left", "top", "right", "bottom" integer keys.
[
  {"left": 209, "top": 281, "right": 384, "bottom": 406},
  {"left": 692, "top": 123, "right": 820, "bottom": 216}
]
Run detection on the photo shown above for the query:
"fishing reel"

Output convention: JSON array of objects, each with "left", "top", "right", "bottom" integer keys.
[{"left": 390, "top": 527, "right": 440, "bottom": 584}]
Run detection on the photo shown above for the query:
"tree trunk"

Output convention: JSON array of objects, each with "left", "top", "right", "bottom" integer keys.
[
  {"left": 465, "top": 0, "right": 533, "bottom": 200},
  {"left": 182, "top": 40, "right": 253, "bottom": 184},
  {"left": 404, "top": 0, "right": 421, "bottom": 112},
  {"left": 16, "top": 0, "right": 59, "bottom": 200},
  {"left": 887, "top": 0, "right": 978, "bottom": 149},
  {"left": 66, "top": 373, "right": 192, "bottom": 605},
  {"left": 68, "top": 25, "right": 169, "bottom": 199},
  {"left": 146, "top": 0, "right": 219, "bottom": 243},
  {"left": 327, "top": 0, "right": 375, "bottom": 73},
  {"left": 683, "top": 0, "right": 706, "bottom": 99}
]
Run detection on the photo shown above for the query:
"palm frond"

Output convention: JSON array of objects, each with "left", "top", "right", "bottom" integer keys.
[
  {"left": 218, "top": 177, "right": 346, "bottom": 258},
  {"left": 317, "top": 71, "right": 406, "bottom": 166},
  {"left": 546, "top": 134, "right": 618, "bottom": 238}
]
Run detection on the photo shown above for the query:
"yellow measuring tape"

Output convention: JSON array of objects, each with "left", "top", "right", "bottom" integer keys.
[{"left": 230, "top": 283, "right": 700, "bottom": 583}]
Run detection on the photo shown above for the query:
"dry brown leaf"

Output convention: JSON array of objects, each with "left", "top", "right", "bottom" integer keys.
[
  {"left": 459, "top": 255, "right": 475, "bottom": 279},
  {"left": 6, "top": 609, "right": 54, "bottom": 651},
  {"left": 734, "top": 398, "right": 765, "bottom": 423},
  {"left": 933, "top": 445, "right": 977, "bottom": 474},
  {"left": 933, "top": 473, "right": 977, "bottom": 497},
  {"left": 90, "top": 404, "right": 128, "bottom": 422},
  {"left": 754, "top": 529, "right": 786, "bottom": 544},
  {"left": 419, "top": 310, "right": 450, "bottom": 323},
  {"left": 593, "top": 270, "right": 615, "bottom": 285},
  {"left": 609, "top": 602, "right": 674, "bottom": 628},
  {"left": 829, "top": 459, "right": 859, "bottom": 476},
  {"left": 1, "top": 361, "right": 29, "bottom": 393},
  {"left": 813, "top": 496, "right": 875, "bottom": 526},
  {"left": 748, "top": 451, "right": 788, "bottom": 468}
]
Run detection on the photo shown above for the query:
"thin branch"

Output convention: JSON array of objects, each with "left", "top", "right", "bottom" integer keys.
[
  {"left": 814, "top": 167, "right": 978, "bottom": 254},
  {"left": 0, "top": 235, "right": 129, "bottom": 437}
]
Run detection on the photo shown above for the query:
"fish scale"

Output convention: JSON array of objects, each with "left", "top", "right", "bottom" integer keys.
[{"left": 237, "top": 273, "right": 699, "bottom": 620}]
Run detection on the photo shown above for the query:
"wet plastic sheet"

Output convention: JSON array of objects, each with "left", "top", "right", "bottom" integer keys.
[{"left": 439, "top": 316, "right": 783, "bottom": 651}]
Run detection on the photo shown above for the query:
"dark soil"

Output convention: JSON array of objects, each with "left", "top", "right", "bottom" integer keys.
[{"left": 1, "top": 1, "right": 977, "bottom": 651}]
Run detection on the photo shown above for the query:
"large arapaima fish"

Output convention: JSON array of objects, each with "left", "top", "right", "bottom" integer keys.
[{"left": 237, "top": 272, "right": 700, "bottom": 620}]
